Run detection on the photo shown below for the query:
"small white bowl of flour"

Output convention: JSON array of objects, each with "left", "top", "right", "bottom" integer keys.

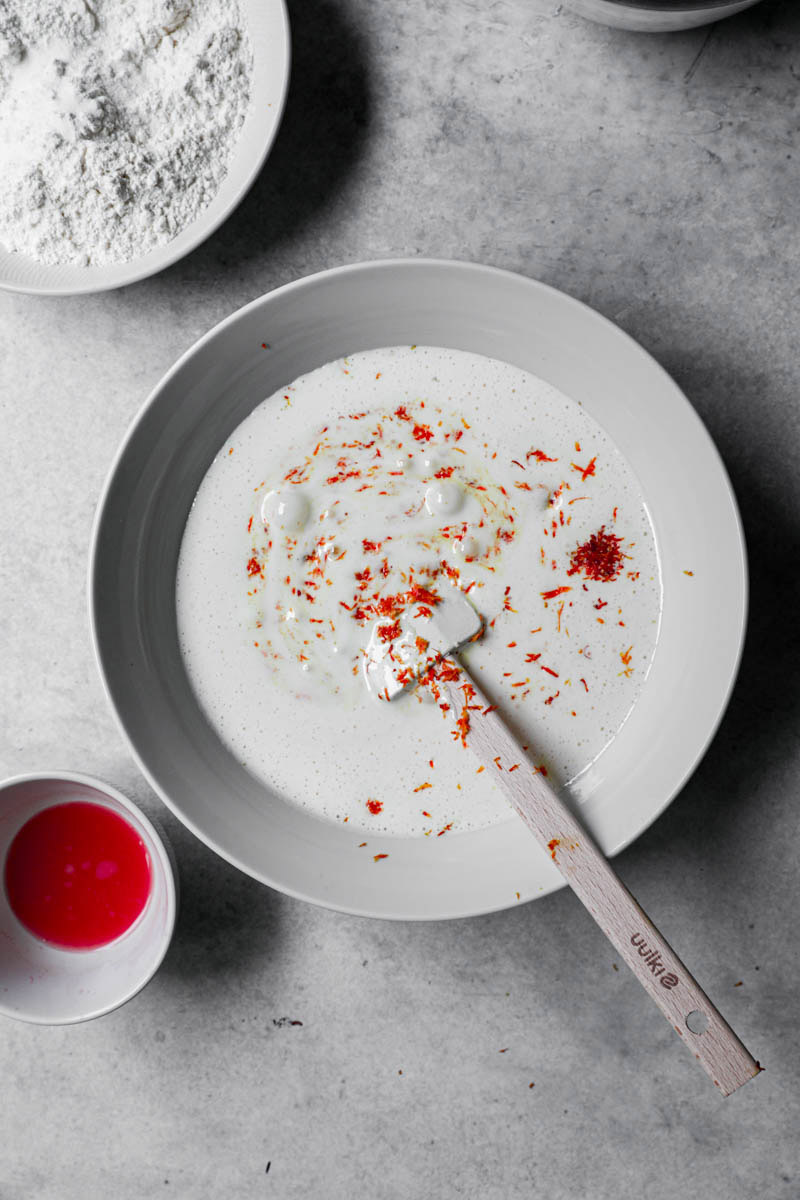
[{"left": 0, "top": 0, "right": 290, "bottom": 294}]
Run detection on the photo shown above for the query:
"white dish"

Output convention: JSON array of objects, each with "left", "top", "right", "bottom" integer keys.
[
  {"left": 565, "top": 0, "right": 761, "bottom": 31},
  {"left": 0, "top": 0, "right": 290, "bottom": 297},
  {"left": 0, "top": 773, "right": 177, "bottom": 1024},
  {"left": 89, "top": 259, "right": 747, "bottom": 920}
]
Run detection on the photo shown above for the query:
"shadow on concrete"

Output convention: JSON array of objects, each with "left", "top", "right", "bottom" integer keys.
[
  {"left": 728, "top": 0, "right": 800, "bottom": 37},
  {"left": 158, "top": 824, "right": 283, "bottom": 981},
  {"left": 167, "top": 0, "right": 372, "bottom": 282},
  {"left": 620, "top": 347, "right": 800, "bottom": 901}
]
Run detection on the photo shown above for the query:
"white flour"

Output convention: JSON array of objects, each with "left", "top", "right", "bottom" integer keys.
[{"left": 0, "top": 0, "right": 252, "bottom": 265}]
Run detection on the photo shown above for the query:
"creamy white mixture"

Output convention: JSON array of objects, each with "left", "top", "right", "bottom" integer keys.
[{"left": 177, "top": 346, "right": 662, "bottom": 837}]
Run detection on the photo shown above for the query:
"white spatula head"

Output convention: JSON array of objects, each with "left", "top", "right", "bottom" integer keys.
[{"left": 363, "top": 589, "right": 484, "bottom": 700}]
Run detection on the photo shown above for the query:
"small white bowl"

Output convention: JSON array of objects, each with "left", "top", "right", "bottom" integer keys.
[
  {"left": 0, "top": 0, "right": 290, "bottom": 297},
  {"left": 0, "top": 773, "right": 177, "bottom": 1025}
]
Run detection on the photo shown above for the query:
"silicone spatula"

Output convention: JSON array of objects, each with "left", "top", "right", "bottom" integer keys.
[{"left": 374, "top": 589, "right": 761, "bottom": 1097}]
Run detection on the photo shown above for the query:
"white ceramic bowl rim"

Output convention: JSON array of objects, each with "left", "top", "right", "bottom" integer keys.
[
  {"left": 590, "top": 1, "right": 753, "bottom": 8},
  {"left": 88, "top": 258, "right": 747, "bottom": 920}
]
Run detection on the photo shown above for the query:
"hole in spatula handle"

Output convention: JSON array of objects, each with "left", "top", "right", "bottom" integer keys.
[{"left": 686, "top": 1009, "right": 710, "bottom": 1035}]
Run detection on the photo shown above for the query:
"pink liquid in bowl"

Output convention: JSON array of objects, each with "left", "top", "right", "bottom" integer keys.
[{"left": 4, "top": 801, "right": 152, "bottom": 950}]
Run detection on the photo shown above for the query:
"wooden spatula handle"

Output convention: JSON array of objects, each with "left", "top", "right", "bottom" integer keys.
[{"left": 438, "top": 667, "right": 761, "bottom": 1097}]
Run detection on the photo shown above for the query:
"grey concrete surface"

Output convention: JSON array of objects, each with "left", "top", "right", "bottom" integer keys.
[{"left": 1, "top": 1, "right": 798, "bottom": 1196}]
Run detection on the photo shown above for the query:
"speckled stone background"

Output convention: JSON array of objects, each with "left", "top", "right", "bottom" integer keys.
[{"left": 1, "top": 1, "right": 799, "bottom": 1196}]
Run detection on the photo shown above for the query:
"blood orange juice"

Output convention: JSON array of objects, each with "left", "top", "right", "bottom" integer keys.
[{"left": 4, "top": 801, "right": 152, "bottom": 950}]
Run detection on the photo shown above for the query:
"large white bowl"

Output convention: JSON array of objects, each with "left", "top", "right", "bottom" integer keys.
[
  {"left": 0, "top": 0, "right": 290, "bottom": 297},
  {"left": 89, "top": 260, "right": 746, "bottom": 920}
]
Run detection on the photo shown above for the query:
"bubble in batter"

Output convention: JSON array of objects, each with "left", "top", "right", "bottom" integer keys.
[
  {"left": 424, "top": 480, "right": 463, "bottom": 517},
  {"left": 262, "top": 488, "right": 311, "bottom": 531}
]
